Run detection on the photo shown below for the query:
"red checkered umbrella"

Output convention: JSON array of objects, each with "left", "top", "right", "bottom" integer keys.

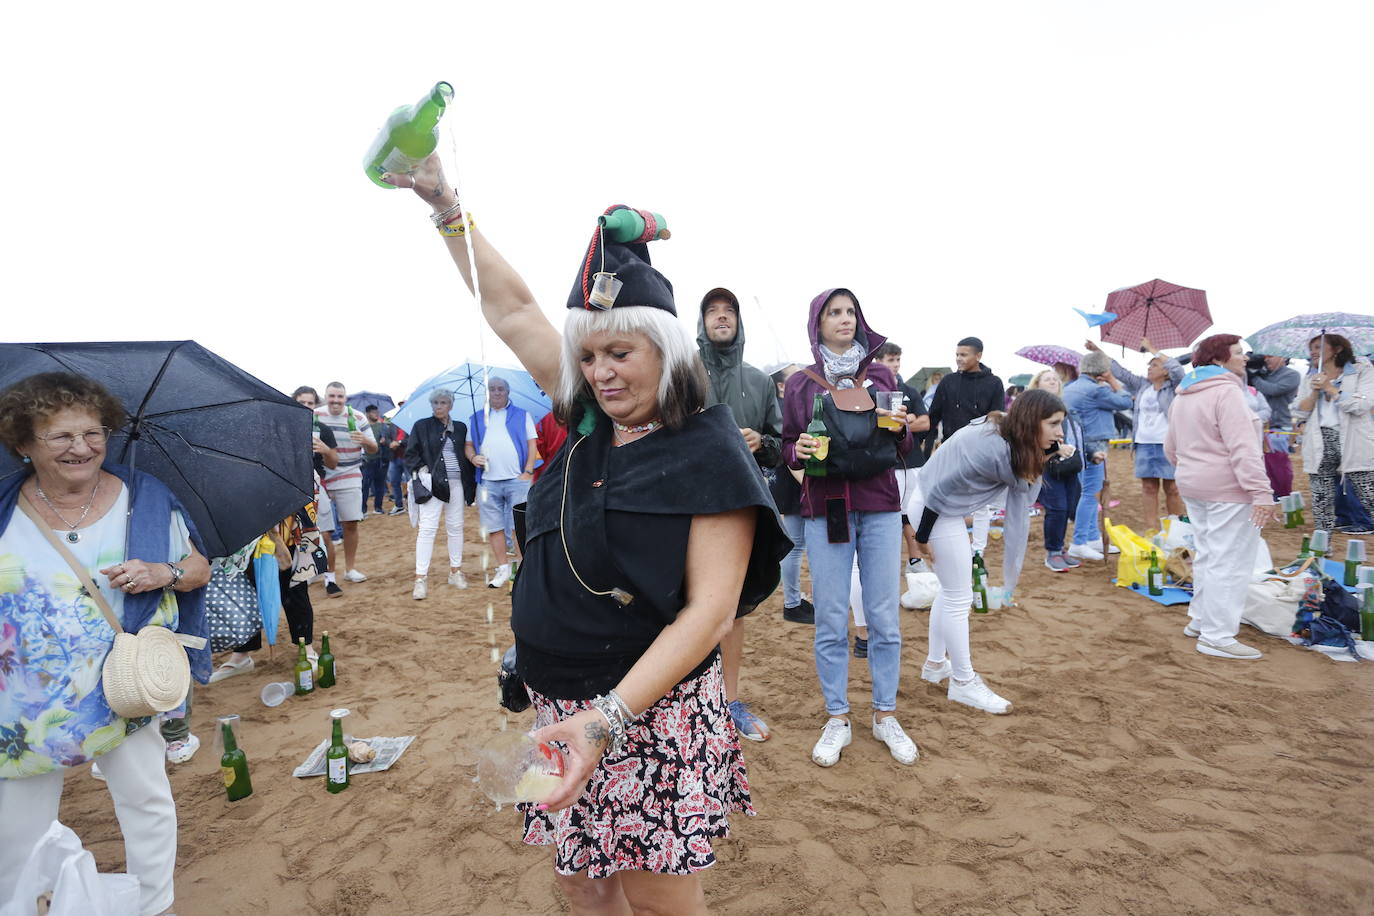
[{"left": 1100, "top": 279, "right": 1211, "bottom": 350}]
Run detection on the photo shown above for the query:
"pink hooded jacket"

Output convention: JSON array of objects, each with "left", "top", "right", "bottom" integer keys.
[{"left": 1163, "top": 368, "right": 1272, "bottom": 506}]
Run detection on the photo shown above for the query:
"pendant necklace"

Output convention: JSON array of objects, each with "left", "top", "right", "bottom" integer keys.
[
  {"left": 35, "top": 478, "right": 101, "bottom": 544},
  {"left": 611, "top": 418, "right": 663, "bottom": 435}
]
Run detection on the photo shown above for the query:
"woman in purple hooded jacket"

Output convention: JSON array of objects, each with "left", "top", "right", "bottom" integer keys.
[{"left": 782, "top": 289, "right": 918, "bottom": 769}]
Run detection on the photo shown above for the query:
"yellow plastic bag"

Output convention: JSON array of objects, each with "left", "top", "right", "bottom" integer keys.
[{"left": 1105, "top": 517, "right": 1156, "bottom": 589}]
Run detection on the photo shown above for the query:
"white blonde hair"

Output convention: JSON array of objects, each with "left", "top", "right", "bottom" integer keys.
[{"left": 557, "top": 306, "right": 707, "bottom": 429}]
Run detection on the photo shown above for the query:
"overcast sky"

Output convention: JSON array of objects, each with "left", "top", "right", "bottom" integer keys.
[{"left": 5, "top": 1, "right": 1369, "bottom": 401}]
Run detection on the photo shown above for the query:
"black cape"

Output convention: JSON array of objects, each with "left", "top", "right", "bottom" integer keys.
[{"left": 521, "top": 403, "right": 791, "bottom": 613}]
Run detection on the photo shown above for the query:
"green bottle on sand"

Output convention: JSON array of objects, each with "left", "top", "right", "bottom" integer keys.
[
  {"left": 1147, "top": 550, "right": 1164, "bottom": 597},
  {"left": 316, "top": 631, "right": 336, "bottom": 689},
  {"left": 294, "top": 638, "right": 314, "bottom": 696},
  {"left": 364, "top": 82, "right": 455, "bottom": 188},
  {"left": 326, "top": 709, "right": 350, "bottom": 794},
  {"left": 220, "top": 721, "right": 253, "bottom": 802}
]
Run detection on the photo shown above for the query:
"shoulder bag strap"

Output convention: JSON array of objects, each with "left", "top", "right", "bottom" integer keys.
[
  {"left": 800, "top": 367, "right": 838, "bottom": 393},
  {"left": 17, "top": 491, "right": 125, "bottom": 634}
]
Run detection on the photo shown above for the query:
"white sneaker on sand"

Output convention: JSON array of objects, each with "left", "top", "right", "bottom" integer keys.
[
  {"left": 344, "top": 569, "right": 368, "bottom": 583},
  {"left": 1196, "top": 637, "right": 1262, "bottom": 659},
  {"left": 1067, "top": 542, "right": 1104, "bottom": 561},
  {"left": 1089, "top": 538, "right": 1120, "bottom": 555},
  {"left": 413, "top": 577, "right": 427, "bottom": 600},
  {"left": 488, "top": 564, "right": 511, "bottom": 589},
  {"left": 872, "top": 715, "right": 919, "bottom": 765},
  {"left": 165, "top": 734, "right": 200, "bottom": 764},
  {"left": 811, "top": 718, "right": 852, "bottom": 767},
  {"left": 921, "top": 658, "right": 953, "bottom": 684},
  {"left": 448, "top": 570, "right": 468, "bottom": 588},
  {"left": 948, "top": 674, "right": 1012, "bottom": 714}
]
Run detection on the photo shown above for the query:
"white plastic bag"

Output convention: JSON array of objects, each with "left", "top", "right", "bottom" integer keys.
[
  {"left": 1159, "top": 516, "right": 1194, "bottom": 552},
  {"left": 1241, "top": 575, "right": 1306, "bottom": 636},
  {"left": 900, "top": 571, "right": 941, "bottom": 610},
  {"left": 0, "top": 820, "right": 139, "bottom": 916}
]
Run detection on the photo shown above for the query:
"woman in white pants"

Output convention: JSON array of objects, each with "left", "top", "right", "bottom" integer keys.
[
  {"left": 913, "top": 390, "right": 1066, "bottom": 713},
  {"left": 404, "top": 389, "right": 477, "bottom": 599},
  {"left": 1165, "top": 334, "right": 1280, "bottom": 659}
]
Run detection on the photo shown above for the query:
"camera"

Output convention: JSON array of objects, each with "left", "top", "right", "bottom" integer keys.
[{"left": 1246, "top": 352, "right": 1266, "bottom": 374}]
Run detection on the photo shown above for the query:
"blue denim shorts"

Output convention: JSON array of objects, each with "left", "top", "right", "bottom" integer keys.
[{"left": 1134, "top": 442, "right": 1176, "bottom": 480}]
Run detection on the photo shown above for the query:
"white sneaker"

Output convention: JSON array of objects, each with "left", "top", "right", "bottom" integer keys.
[
  {"left": 344, "top": 569, "right": 368, "bottom": 583},
  {"left": 488, "top": 564, "right": 511, "bottom": 589},
  {"left": 921, "top": 658, "right": 953, "bottom": 684},
  {"left": 413, "top": 577, "right": 427, "bottom": 600},
  {"left": 811, "top": 717, "right": 852, "bottom": 767},
  {"left": 1089, "top": 538, "right": 1120, "bottom": 555},
  {"left": 1067, "top": 542, "right": 1104, "bottom": 562},
  {"left": 1196, "top": 637, "right": 1262, "bottom": 660},
  {"left": 165, "top": 734, "right": 201, "bottom": 764},
  {"left": 448, "top": 570, "right": 468, "bottom": 589},
  {"left": 872, "top": 715, "right": 919, "bottom": 765},
  {"left": 948, "top": 674, "right": 1012, "bottom": 714}
]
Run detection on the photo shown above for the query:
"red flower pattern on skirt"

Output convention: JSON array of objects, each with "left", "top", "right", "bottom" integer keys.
[{"left": 520, "top": 658, "right": 753, "bottom": 877}]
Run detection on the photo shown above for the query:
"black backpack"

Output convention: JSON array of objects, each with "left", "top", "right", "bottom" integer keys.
[{"left": 800, "top": 368, "right": 901, "bottom": 480}]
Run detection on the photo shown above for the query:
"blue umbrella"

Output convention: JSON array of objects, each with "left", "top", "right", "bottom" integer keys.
[
  {"left": 391, "top": 362, "right": 552, "bottom": 433},
  {"left": 346, "top": 390, "right": 395, "bottom": 414}
]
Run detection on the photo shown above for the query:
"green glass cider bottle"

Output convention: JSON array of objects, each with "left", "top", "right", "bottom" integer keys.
[
  {"left": 364, "top": 82, "right": 455, "bottom": 188},
  {"left": 804, "top": 395, "right": 829, "bottom": 478},
  {"left": 972, "top": 565, "right": 989, "bottom": 614},
  {"left": 294, "top": 638, "right": 314, "bottom": 696},
  {"left": 316, "top": 631, "right": 336, "bottom": 689},
  {"left": 220, "top": 721, "right": 253, "bottom": 802},
  {"left": 326, "top": 709, "right": 350, "bottom": 794},
  {"left": 1147, "top": 550, "right": 1164, "bottom": 596}
]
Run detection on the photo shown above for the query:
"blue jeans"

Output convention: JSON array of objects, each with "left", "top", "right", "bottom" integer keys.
[
  {"left": 1040, "top": 471, "right": 1081, "bottom": 553},
  {"left": 1072, "top": 457, "right": 1105, "bottom": 545},
  {"left": 360, "top": 460, "right": 388, "bottom": 512},
  {"left": 780, "top": 514, "right": 806, "bottom": 607},
  {"left": 387, "top": 459, "right": 407, "bottom": 508},
  {"left": 804, "top": 511, "right": 902, "bottom": 716}
]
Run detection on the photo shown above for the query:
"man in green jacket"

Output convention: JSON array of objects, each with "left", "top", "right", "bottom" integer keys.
[{"left": 698, "top": 287, "right": 784, "bottom": 742}]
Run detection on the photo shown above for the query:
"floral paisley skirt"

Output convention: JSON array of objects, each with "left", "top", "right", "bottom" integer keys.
[{"left": 520, "top": 658, "right": 754, "bottom": 877}]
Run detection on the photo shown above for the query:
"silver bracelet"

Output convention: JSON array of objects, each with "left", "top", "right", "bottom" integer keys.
[
  {"left": 429, "top": 198, "right": 463, "bottom": 226},
  {"left": 590, "top": 694, "right": 627, "bottom": 756},
  {"left": 607, "top": 689, "right": 636, "bottom": 724}
]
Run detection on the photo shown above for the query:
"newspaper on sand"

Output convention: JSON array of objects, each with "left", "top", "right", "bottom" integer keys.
[{"left": 293, "top": 735, "right": 416, "bottom": 778}]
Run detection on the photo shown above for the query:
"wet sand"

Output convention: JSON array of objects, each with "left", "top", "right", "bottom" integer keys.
[{"left": 59, "top": 456, "right": 1373, "bottom": 914}]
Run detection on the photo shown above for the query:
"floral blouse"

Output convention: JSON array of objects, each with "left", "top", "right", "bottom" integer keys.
[{"left": 0, "top": 484, "right": 191, "bottom": 779}]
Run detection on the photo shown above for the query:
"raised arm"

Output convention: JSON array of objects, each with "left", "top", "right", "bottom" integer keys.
[{"left": 384, "top": 156, "right": 561, "bottom": 394}]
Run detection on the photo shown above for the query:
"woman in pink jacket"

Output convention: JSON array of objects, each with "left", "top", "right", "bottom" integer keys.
[{"left": 1164, "top": 334, "right": 1280, "bottom": 659}]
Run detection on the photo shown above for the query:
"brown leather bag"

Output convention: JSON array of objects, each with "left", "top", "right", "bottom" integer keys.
[{"left": 801, "top": 367, "right": 875, "bottom": 412}]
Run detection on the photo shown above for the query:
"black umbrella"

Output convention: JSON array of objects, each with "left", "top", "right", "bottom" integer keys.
[{"left": 0, "top": 341, "right": 313, "bottom": 557}]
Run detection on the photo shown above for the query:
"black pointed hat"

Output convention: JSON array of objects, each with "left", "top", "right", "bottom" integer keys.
[{"left": 567, "top": 205, "right": 675, "bottom": 315}]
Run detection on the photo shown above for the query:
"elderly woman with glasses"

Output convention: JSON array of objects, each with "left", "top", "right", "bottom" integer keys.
[
  {"left": 404, "top": 387, "right": 477, "bottom": 598},
  {"left": 0, "top": 372, "right": 211, "bottom": 916},
  {"left": 384, "top": 156, "right": 790, "bottom": 915}
]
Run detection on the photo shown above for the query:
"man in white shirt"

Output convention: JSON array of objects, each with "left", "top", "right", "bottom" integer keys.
[
  {"left": 465, "top": 377, "right": 538, "bottom": 588},
  {"left": 315, "top": 382, "right": 378, "bottom": 595}
]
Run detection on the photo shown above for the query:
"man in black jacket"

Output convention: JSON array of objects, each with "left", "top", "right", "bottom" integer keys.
[{"left": 927, "top": 336, "right": 1004, "bottom": 442}]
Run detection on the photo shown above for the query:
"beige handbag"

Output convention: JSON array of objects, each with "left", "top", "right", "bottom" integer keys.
[{"left": 19, "top": 493, "right": 204, "bottom": 718}]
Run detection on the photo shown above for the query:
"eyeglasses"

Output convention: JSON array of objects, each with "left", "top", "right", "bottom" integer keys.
[{"left": 34, "top": 427, "right": 112, "bottom": 451}]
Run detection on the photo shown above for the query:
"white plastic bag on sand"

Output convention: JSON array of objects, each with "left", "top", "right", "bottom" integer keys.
[
  {"left": 0, "top": 820, "right": 139, "bottom": 916},
  {"left": 1159, "top": 516, "right": 1194, "bottom": 551},
  {"left": 901, "top": 571, "right": 941, "bottom": 609}
]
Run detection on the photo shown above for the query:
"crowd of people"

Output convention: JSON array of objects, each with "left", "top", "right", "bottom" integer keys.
[{"left": 2, "top": 152, "right": 1371, "bottom": 913}]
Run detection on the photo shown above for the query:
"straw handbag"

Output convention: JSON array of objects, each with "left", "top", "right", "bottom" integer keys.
[{"left": 19, "top": 493, "right": 204, "bottom": 718}]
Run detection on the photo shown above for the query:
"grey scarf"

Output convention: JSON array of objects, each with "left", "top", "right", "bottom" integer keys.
[{"left": 820, "top": 342, "right": 866, "bottom": 389}]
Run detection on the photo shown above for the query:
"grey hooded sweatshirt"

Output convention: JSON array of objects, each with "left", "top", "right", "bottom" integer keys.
[{"left": 697, "top": 288, "right": 783, "bottom": 469}]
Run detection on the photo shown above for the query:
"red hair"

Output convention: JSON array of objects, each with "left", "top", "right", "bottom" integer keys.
[{"left": 1193, "top": 333, "right": 1242, "bottom": 367}]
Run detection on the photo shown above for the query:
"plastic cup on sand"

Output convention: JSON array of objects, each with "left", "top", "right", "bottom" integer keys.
[{"left": 261, "top": 681, "right": 296, "bottom": 708}]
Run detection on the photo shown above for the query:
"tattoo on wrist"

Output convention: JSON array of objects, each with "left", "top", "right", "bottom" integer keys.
[{"left": 584, "top": 720, "right": 609, "bottom": 745}]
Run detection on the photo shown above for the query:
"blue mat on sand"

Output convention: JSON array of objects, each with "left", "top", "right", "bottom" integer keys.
[
  {"left": 1113, "top": 580, "right": 1193, "bottom": 606},
  {"left": 1319, "top": 559, "right": 1360, "bottom": 593}
]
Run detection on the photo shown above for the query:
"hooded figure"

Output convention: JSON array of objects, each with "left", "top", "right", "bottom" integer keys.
[
  {"left": 780, "top": 288, "right": 914, "bottom": 525},
  {"left": 697, "top": 288, "right": 783, "bottom": 470}
]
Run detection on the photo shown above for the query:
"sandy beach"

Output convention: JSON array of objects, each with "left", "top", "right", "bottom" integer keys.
[{"left": 58, "top": 456, "right": 1374, "bottom": 915}]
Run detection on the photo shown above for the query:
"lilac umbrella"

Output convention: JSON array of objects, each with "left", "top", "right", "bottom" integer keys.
[
  {"left": 1016, "top": 344, "right": 1081, "bottom": 369},
  {"left": 1101, "top": 279, "right": 1211, "bottom": 350}
]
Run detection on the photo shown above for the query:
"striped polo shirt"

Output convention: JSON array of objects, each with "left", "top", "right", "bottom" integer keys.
[{"left": 314, "top": 406, "right": 377, "bottom": 490}]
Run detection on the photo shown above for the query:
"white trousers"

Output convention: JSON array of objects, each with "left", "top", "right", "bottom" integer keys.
[
  {"left": 1184, "top": 498, "right": 1260, "bottom": 645},
  {"left": 0, "top": 723, "right": 176, "bottom": 916},
  {"left": 927, "top": 513, "right": 977, "bottom": 681},
  {"left": 414, "top": 496, "right": 464, "bottom": 576}
]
